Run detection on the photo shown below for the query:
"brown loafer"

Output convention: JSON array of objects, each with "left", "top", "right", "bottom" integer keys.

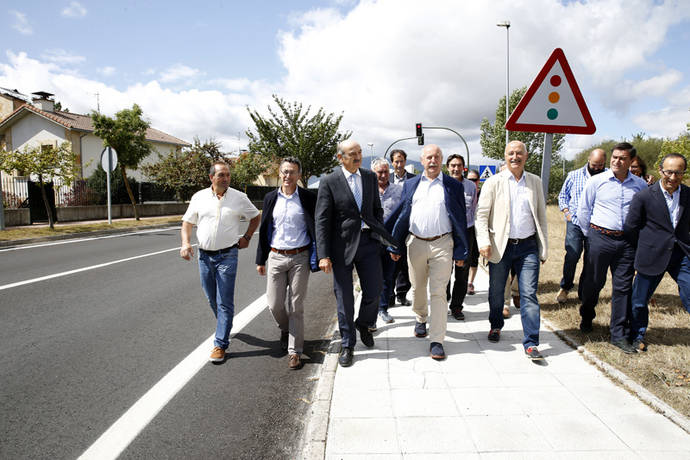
[{"left": 288, "top": 353, "right": 302, "bottom": 370}]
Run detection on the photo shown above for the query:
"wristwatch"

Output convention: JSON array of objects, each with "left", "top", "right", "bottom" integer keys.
[{"left": 242, "top": 233, "right": 252, "bottom": 242}]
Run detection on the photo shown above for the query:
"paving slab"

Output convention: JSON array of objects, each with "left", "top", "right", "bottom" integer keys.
[{"left": 323, "top": 268, "right": 690, "bottom": 458}]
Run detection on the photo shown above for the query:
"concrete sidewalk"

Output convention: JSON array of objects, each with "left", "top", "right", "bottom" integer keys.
[{"left": 323, "top": 268, "right": 690, "bottom": 459}]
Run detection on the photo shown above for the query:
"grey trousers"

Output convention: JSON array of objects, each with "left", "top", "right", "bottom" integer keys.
[{"left": 266, "top": 250, "right": 311, "bottom": 354}]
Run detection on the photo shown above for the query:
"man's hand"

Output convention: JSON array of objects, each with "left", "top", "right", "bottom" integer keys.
[
  {"left": 180, "top": 244, "right": 194, "bottom": 261},
  {"left": 257, "top": 265, "right": 266, "bottom": 276},
  {"left": 319, "top": 258, "right": 332, "bottom": 274},
  {"left": 390, "top": 253, "right": 401, "bottom": 262},
  {"left": 238, "top": 236, "right": 250, "bottom": 249},
  {"left": 479, "top": 245, "right": 491, "bottom": 259},
  {"left": 454, "top": 260, "right": 464, "bottom": 267}
]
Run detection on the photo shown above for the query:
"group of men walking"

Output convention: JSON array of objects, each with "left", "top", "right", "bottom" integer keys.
[
  {"left": 180, "top": 138, "right": 690, "bottom": 369},
  {"left": 557, "top": 143, "right": 690, "bottom": 353}
]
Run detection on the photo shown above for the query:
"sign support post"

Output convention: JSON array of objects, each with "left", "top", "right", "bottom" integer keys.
[
  {"left": 100, "top": 147, "right": 118, "bottom": 225},
  {"left": 541, "top": 133, "right": 553, "bottom": 200}
]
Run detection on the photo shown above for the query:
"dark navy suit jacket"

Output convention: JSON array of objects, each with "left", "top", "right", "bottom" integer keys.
[
  {"left": 390, "top": 173, "right": 468, "bottom": 261},
  {"left": 624, "top": 181, "right": 690, "bottom": 276},
  {"left": 255, "top": 187, "right": 319, "bottom": 271}
]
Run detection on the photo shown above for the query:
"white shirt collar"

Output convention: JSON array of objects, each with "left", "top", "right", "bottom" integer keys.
[{"left": 341, "top": 166, "right": 361, "bottom": 179}]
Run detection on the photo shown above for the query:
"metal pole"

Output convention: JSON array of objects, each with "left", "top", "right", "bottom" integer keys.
[
  {"left": 505, "top": 24, "right": 510, "bottom": 147},
  {"left": 106, "top": 147, "right": 112, "bottom": 224},
  {"left": 423, "top": 126, "right": 471, "bottom": 169},
  {"left": 0, "top": 171, "right": 5, "bottom": 230},
  {"left": 541, "top": 133, "right": 553, "bottom": 200},
  {"left": 384, "top": 136, "right": 417, "bottom": 158}
]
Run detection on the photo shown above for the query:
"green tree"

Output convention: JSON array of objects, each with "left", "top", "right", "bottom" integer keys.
[
  {"left": 229, "top": 151, "right": 271, "bottom": 191},
  {"left": 480, "top": 86, "right": 566, "bottom": 201},
  {"left": 0, "top": 142, "right": 78, "bottom": 229},
  {"left": 656, "top": 134, "right": 690, "bottom": 182},
  {"left": 572, "top": 133, "right": 664, "bottom": 179},
  {"left": 246, "top": 95, "right": 351, "bottom": 183},
  {"left": 92, "top": 104, "right": 152, "bottom": 220},
  {"left": 141, "top": 137, "right": 223, "bottom": 201}
]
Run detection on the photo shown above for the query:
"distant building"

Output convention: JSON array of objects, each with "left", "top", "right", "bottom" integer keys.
[{"left": 0, "top": 91, "right": 190, "bottom": 181}]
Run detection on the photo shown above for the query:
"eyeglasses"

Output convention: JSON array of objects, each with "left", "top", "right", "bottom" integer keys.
[
  {"left": 661, "top": 170, "right": 686, "bottom": 177},
  {"left": 280, "top": 170, "right": 299, "bottom": 176}
]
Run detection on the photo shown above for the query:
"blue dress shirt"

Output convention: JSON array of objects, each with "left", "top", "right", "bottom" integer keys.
[
  {"left": 577, "top": 170, "right": 647, "bottom": 235},
  {"left": 558, "top": 165, "right": 607, "bottom": 226}
]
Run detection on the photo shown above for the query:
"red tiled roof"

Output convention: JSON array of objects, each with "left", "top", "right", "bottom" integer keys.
[{"left": 0, "top": 103, "right": 191, "bottom": 146}]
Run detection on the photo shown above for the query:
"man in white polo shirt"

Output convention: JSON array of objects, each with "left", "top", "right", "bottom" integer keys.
[{"left": 181, "top": 161, "right": 261, "bottom": 363}]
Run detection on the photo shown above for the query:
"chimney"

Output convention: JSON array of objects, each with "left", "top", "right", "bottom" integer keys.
[{"left": 31, "top": 91, "right": 55, "bottom": 112}]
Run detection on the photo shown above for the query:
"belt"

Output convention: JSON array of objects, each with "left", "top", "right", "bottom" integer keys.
[
  {"left": 412, "top": 232, "right": 450, "bottom": 242},
  {"left": 507, "top": 234, "right": 536, "bottom": 245},
  {"left": 590, "top": 223, "right": 623, "bottom": 236},
  {"left": 271, "top": 244, "right": 310, "bottom": 255},
  {"left": 199, "top": 244, "right": 239, "bottom": 255}
]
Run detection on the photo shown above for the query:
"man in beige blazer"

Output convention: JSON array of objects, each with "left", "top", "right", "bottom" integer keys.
[{"left": 475, "top": 141, "right": 548, "bottom": 360}]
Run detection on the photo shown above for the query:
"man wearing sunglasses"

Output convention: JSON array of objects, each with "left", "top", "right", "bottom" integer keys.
[{"left": 625, "top": 153, "right": 690, "bottom": 352}]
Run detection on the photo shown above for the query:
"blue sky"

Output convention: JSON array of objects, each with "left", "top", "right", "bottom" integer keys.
[{"left": 2, "top": 0, "right": 689, "bottom": 166}]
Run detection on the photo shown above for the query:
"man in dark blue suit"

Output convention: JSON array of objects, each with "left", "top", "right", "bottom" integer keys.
[
  {"left": 315, "top": 140, "right": 397, "bottom": 367},
  {"left": 256, "top": 157, "right": 318, "bottom": 370},
  {"left": 389, "top": 144, "right": 468, "bottom": 360},
  {"left": 625, "top": 153, "right": 690, "bottom": 352}
]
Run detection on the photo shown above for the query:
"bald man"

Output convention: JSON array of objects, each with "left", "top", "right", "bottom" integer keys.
[
  {"left": 556, "top": 148, "right": 607, "bottom": 303},
  {"left": 476, "top": 141, "right": 548, "bottom": 360},
  {"left": 315, "top": 140, "right": 396, "bottom": 367}
]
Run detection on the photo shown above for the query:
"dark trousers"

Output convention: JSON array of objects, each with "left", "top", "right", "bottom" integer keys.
[
  {"left": 631, "top": 247, "right": 690, "bottom": 342},
  {"left": 332, "top": 232, "right": 383, "bottom": 348},
  {"left": 379, "top": 248, "right": 396, "bottom": 311},
  {"left": 579, "top": 229, "right": 635, "bottom": 342},
  {"left": 394, "top": 247, "right": 411, "bottom": 300},
  {"left": 446, "top": 226, "right": 475, "bottom": 309},
  {"left": 561, "top": 221, "right": 585, "bottom": 291}
]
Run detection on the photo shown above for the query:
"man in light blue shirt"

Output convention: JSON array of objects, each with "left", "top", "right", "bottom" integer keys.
[
  {"left": 371, "top": 157, "right": 403, "bottom": 325},
  {"left": 576, "top": 142, "right": 647, "bottom": 354},
  {"left": 555, "top": 148, "right": 606, "bottom": 304}
]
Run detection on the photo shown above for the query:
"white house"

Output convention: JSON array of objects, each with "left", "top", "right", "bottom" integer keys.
[{"left": 0, "top": 91, "right": 190, "bottom": 181}]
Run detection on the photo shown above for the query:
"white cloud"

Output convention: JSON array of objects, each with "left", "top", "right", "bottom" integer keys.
[
  {"left": 98, "top": 66, "right": 116, "bottom": 76},
  {"left": 10, "top": 10, "right": 32, "bottom": 35},
  {"left": 159, "top": 64, "right": 203, "bottom": 83},
  {"left": 41, "top": 49, "right": 86, "bottom": 65},
  {"left": 61, "top": 1, "right": 87, "bottom": 18}
]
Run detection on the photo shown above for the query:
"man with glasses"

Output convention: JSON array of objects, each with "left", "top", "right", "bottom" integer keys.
[
  {"left": 577, "top": 142, "right": 647, "bottom": 353},
  {"left": 256, "top": 157, "right": 317, "bottom": 370},
  {"left": 556, "top": 149, "right": 607, "bottom": 304},
  {"left": 625, "top": 153, "right": 690, "bottom": 352}
]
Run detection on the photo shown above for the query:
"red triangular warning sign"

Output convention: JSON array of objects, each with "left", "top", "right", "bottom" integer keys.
[{"left": 505, "top": 48, "right": 595, "bottom": 135}]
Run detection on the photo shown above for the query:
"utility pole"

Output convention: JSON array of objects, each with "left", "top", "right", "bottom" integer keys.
[{"left": 497, "top": 20, "right": 511, "bottom": 147}]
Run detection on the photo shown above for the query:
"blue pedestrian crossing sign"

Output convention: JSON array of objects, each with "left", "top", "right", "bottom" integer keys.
[{"left": 478, "top": 165, "right": 497, "bottom": 182}]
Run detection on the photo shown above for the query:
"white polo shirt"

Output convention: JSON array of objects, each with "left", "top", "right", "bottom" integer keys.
[{"left": 182, "top": 186, "right": 259, "bottom": 250}]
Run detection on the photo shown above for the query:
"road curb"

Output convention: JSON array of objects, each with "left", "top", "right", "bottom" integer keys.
[
  {"left": 542, "top": 317, "right": 690, "bottom": 435},
  {"left": 0, "top": 223, "right": 181, "bottom": 248}
]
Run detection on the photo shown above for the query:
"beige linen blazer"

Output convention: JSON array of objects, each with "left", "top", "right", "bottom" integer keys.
[{"left": 475, "top": 169, "right": 548, "bottom": 264}]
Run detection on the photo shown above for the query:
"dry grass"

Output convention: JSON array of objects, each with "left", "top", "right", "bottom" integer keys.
[
  {"left": 0, "top": 216, "right": 182, "bottom": 241},
  {"left": 538, "top": 205, "right": 690, "bottom": 417}
]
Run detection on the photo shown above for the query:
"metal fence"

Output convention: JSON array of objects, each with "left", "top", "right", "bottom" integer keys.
[{"left": 1, "top": 175, "right": 29, "bottom": 208}]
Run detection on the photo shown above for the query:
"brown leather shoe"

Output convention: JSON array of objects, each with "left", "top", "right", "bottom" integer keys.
[
  {"left": 209, "top": 346, "right": 225, "bottom": 363},
  {"left": 288, "top": 353, "right": 302, "bottom": 370}
]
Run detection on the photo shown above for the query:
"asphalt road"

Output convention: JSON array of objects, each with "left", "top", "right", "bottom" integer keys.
[{"left": 0, "top": 227, "right": 336, "bottom": 459}]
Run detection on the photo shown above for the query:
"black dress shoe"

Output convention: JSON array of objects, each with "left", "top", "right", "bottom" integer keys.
[
  {"left": 339, "top": 347, "right": 354, "bottom": 367},
  {"left": 450, "top": 307, "right": 465, "bottom": 321},
  {"left": 610, "top": 339, "right": 637, "bottom": 354},
  {"left": 357, "top": 324, "right": 375, "bottom": 348},
  {"left": 398, "top": 296, "right": 411, "bottom": 306},
  {"left": 579, "top": 320, "right": 593, "bottom": 333}
]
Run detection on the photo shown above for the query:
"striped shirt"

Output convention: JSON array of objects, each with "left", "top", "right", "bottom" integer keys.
[{"left": 558, "top": 164, "right": 606, "bottom": 226}]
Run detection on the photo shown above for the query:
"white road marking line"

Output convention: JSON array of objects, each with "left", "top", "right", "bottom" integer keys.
[
  {"left": 0, "top": 226, "right": 181, "bottom": 252},
  {"left": 0, "top": 247, "right": 184, "bottom": 291},
  {"left": 78, "top": 294, "right": 267, "bottom": 460}
]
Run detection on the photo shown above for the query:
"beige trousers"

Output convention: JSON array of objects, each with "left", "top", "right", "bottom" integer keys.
[
  {"left": 266, "top": 250, "right": 310, "bottom": 354},
  {"left": 406, "top": 233, "right": 453, "bottom": 344}
]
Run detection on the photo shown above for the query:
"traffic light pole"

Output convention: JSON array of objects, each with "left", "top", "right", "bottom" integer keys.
[{"left": 384, "top": 136, "right": 417, "bottom": 158}]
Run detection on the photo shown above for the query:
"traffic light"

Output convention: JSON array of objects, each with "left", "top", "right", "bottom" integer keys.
[
  {"left": 415, "top": 122, "right": 423, "bottom": 137},
  {"left": 417, "top": 134, "right": 424, "bottom": 145}
]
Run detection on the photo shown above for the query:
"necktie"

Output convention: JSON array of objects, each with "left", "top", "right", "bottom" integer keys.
[{"left": 350, "top": 174, "right": 362, "bottom": 211}]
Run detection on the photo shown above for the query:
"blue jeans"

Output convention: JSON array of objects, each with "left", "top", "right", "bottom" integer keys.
[
  {"left": 488, "top": 238, "right": 541, "bottom": 349},
  {"left": 561, "top": 221, "right": 585, "bottom": 290},
  {"left": 198, "top": 248, "right": 238, "bottom": 349},
  {"left": 631, "top": 249, "right": 690, "bottom": 342}
]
